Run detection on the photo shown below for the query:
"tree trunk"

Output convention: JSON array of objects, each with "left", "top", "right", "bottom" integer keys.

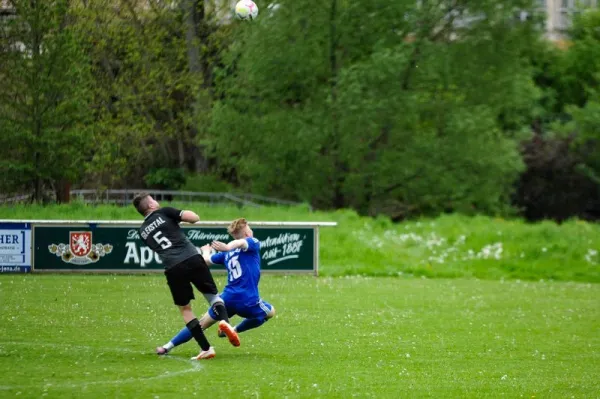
[
  {"left": 182, "top": 0, "right": 210, "bottom": 174},
  {"left": 183, "top": 0, "right": 202, "bottom": 74},
  {"left": 329, "top": 0, "right": 345, "bottom": 209},
  {"left": 32, "top": 0, "right": 43, "bottom": 203},
  {"left": 177, "top": 137, "right": 186, "bottom": 168},
  {"left": 34, "top": 153, "right": 42, "bottom": 203},
  {"left": 55, "top": 180, "right": 71, "bottom": 203}
]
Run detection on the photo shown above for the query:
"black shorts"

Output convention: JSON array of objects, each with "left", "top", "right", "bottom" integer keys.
[{"left": 164, "top": 255, "right": 218, "bottom": 306}]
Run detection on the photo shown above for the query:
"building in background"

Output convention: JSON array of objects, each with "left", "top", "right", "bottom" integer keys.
[
  {"left": 542, "top": 0, "right": 598, "bottom": 40},
  {"left": 0, "top": 0, "right": 14, "bottom": 15}
]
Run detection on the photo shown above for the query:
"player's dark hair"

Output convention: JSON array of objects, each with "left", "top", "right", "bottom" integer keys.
[{"left": 133, "top": 192, "right": 150, "bottom": 216}]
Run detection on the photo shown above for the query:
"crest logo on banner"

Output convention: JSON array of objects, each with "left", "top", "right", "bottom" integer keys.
[{"left": 48, "top": 231, "right": 113, "bottom": 265}]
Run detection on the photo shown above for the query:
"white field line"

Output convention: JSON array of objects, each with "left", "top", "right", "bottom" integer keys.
[{"left": 0, "top": 341, "right": 203, "bottom": 391}]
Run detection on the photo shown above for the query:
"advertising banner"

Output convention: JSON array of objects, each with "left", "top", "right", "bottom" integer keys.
[
  {"left": 33, "top": 224, "right": 316, "bottom": 273},
  {"left": 0, "top": 222, "right": 32, "bottom": 273}
]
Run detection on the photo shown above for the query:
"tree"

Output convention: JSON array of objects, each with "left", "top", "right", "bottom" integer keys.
[
  {"left": 0, "top": 0, "right": 93, "bottom": 202},
  {"left": 210, "top": 0, "right": 541, "bottom": 218},
  {"left": 72, "top": 0, "right": 233, "bottom": 189},
  {"left": 515, "top": 7, "right": 600, "bottom": 221},
  {"left": 561, "top": 9, "right": 600, "bottom": 188}
]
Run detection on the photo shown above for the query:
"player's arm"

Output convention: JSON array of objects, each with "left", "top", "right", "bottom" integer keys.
[
  {"left": 180, "top": 210, "right": 199, "bottom": 224},
  {"left": 161, "top": 207, "right": 199, "bottom": 224},
  {"left": 204, "top": 248, "right": 226, "bottom": 266},
  {"left": 200, "top": 244, "right": 215, "bottom": 265},
  {"left": 211, "top": 239, "right": 248, "bottom": 252}
]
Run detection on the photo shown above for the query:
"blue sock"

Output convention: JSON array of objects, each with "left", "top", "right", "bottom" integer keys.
[
  {"left": 171, "top": 326, "right": 193, "bottom": 347},
  {"left": 235, "top": 317, "right": 266, "bottom": 334}
]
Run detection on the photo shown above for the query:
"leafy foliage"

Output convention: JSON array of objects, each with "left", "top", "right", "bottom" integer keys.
[
  {"left": 73, "top": 0, "right": 230, "bottom": 187},
  {"left": 0, "top": 0, "right": 93, "bottom": 201},
  {"left": 210, "top": 0, "right": 539, "bottom": 218},
  {"left": 1, "top": 0, "right": 599, "bottom": 222},
  {"left": 515, "top": 7, "right": 600, "bottom": 221},
  {"left": 143, "top": 167, "right": 187, "bottom": 190}
]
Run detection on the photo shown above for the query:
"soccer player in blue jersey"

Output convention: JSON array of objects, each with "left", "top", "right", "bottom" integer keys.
[{"left": 156, "top": 218, "right": 276, "bottom": 355}]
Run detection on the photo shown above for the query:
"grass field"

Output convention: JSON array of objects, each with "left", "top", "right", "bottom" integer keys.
[
  {"left": 0, "top": 204, "right": 599, "bottom": 397},
  {"left": 1, "top": 274, "right": 598, "bottom": 398}
]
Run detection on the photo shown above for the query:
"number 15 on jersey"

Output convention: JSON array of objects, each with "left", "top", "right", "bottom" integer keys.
[{"left": 227, "top": 255, "right": 242, "bottom": 281}]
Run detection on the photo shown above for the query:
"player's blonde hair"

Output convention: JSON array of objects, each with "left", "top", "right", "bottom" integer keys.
[{"left": 227, "top": 218, "right": 248, "bottom": 239}]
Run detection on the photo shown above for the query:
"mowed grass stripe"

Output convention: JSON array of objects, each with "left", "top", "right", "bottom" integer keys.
[{"left": 0, "top": 275, "right": 598, "bottom": 398}]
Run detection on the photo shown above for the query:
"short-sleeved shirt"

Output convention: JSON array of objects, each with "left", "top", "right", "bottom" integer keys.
[
  {"left": 138, "top": 207, "right": 198, "bottom": 269},
  {"left": 210, "top": 237, "right": 261, "bottom": 306}
]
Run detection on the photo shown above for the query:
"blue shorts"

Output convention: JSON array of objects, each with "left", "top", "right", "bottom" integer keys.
[{"left": 208, "top": 296, "right": 273, "bottom": 320}]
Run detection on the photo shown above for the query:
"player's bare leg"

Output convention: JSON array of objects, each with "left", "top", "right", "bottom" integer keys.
[{"left": 200, "top": 311, "right": 218, "bottom": 330}]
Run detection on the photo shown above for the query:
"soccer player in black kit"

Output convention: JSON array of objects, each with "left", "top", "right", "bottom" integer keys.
[{"left": 133, "top": 192, "right": 240, "bottom": 360}]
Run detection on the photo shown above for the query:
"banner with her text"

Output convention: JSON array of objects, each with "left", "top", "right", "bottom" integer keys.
[{"left": 0, "top": 222, "right": 31, "bottom": 273}]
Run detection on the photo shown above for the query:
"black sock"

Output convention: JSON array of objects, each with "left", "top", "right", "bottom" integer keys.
[
  {"left": 211, "top": 301, "right": 230, "bottom": 323},
  {"left": 186, "top": 318, "right": 210, "bottom": 351}
]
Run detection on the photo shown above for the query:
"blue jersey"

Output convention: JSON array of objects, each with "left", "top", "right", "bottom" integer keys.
[{"left": 210, "top": 237, "right": 261, "bottom": 306}]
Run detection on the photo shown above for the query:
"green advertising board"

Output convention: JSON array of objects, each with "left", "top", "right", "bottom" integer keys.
[{"left": 32, "top": 222, "right": 321, "bottom": 274}]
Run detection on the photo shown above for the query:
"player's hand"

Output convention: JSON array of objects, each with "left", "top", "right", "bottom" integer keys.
[
  {"left": 211, "top": 241, "right": 229, "bottom": 252},
  {"left": 200, "top": 244, "right": 212, "bottom": 254}
]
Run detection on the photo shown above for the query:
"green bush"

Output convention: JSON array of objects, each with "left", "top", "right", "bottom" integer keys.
[
  {"left": 181, "top": 173, "right": 235, "bottom": 193},
  {"left": 143, "top": 168, "right": 186, "bottom": 190}
]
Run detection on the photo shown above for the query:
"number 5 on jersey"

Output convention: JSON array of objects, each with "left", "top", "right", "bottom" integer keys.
[
  {"left": 227, "top": 255, "right": 242, "bottom": 281},
  {"left": 153, "top": 231, "right": 173, "bottom": 249}
]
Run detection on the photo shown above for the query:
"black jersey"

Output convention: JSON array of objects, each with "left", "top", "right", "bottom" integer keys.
[{"left": 139, "top": 207, "right": 199, "bottom": 269}]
